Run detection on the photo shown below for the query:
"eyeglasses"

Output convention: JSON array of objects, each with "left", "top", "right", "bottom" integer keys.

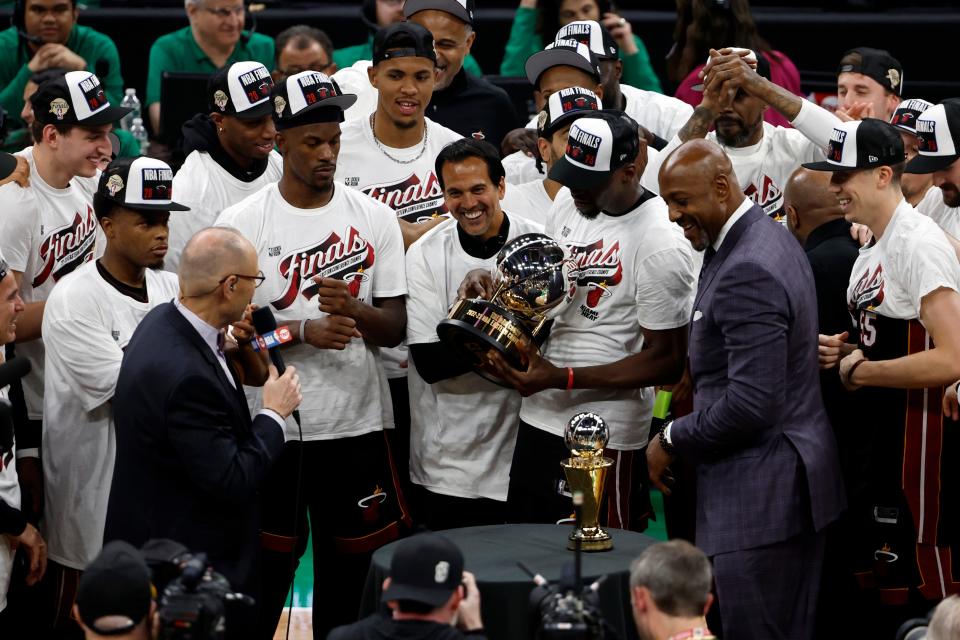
[
  {"left": 220, "top": 271, "right": 265, "bottom": 288},
  {"left": 203, "top": 6, "right": 245, "bottom": 19}
]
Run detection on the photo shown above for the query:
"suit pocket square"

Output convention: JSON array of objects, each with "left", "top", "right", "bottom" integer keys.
[{"left": 693, "top": 310, "right": 703, "bottom": 321}]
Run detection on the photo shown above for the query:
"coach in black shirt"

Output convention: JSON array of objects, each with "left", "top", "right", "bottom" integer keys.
[{"left": 405, "top": 0, "right": 520, "bottom": 148}]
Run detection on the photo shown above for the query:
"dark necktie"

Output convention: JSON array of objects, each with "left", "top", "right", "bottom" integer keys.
[
  {"left": 699, "top": 246, "right": 717, "bottom": 281},
  {"left": 216, "top": 330, "right": 226, "bottom": 358}
]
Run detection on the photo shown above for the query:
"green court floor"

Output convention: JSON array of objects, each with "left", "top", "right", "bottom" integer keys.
[{"left": 286, "top": 491, "right": 669, "bottom": 607}]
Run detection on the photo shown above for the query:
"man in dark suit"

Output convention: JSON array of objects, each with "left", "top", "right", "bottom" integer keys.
[
  {"left": 104, "top": 227, "right": 302, "bottom": 602},
  {"left": 649, "top": 139, "right": 845, "bottom": 639}
]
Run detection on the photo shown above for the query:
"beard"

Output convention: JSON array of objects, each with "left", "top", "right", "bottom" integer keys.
[
  {"left": 940, "top": 182, "right": 960, "bottom": 208},
  {"left": 715, "top": 116, "right": 760, "bottom": 147}
]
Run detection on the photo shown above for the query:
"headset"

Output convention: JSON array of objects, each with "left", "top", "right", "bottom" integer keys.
[{"left": 239, "top": 2, "right": 260, "bottom": 47}]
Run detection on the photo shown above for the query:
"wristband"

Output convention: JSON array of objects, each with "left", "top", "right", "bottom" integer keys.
[
  {"left": 846, "top": 357, "right": 868, "bottom": 386},
  {"left": 566, "top": 367, "right": 574, "bottom": 391},
  {"left": 299, "top": 319, "right": 308, "bottom": 344}
]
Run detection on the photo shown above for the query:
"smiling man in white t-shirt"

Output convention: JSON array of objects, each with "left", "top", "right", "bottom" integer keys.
[
  {"left": 40, "top": 156, "right": 185, "bottom": 634},
  {"left": 216, "top": 70, "right": 409, "bottom": 638},
  {"left": 474, "top": 111, "right": 697, "bottom": 531}
]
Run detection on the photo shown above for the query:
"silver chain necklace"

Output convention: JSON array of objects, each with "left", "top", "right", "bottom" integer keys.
[{"left": 369, "top": 113, "right": 429, "bottom": 165}]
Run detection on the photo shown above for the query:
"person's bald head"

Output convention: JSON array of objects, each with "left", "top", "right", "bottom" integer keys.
[
  {"left": 659, "top": 140, "right": 746, "bottom": 252},
  {"left": 783, "top": 168, "right": 844, "bottom": 245},
  {"left": 179, "top": 227, "right": 261, "bottom": 327}
]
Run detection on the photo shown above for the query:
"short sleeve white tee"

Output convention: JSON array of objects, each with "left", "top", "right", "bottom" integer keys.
[
  {"left": 405, "top": 214, "right": 544, "bottom": 501},
  {"left": 216, "top": 183, "right": 406, "bottom": 440},
  {"left": 0, "top": 146, "right": 102, "bottom": 419},
  {"left": 501, "top": 181, "right": 559, "bottom": 226},
  {"left": 620, "top": 84, "right": 693, "bottom": 141},
  {"left": 847, "top": 199, "right": 960, "bottom": 324},
  {"left": 521, "top": 190, "right": 697, "bottom": 449},
  {"left": 332, "top": 60, "right": 377, "bottom": 123},
  {"left": 167, "top": 149, "right": 282, "bottom": 272},
  {"left": 335, "top": 115, "right": 461, "bottom": 378},
  {"left": 915, "top": 187, "right": 960, "bottom": 240},
  {"left": 41, "top": 262, "right": 179, "bottom": 569}
]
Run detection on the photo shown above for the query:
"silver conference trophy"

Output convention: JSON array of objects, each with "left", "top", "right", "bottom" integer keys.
[{"left": 561, "top": 412, "right": 614, "bottom": 551}]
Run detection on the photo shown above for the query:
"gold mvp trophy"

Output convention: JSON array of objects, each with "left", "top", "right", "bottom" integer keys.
[{"left": 562, "top": 412, "right": 614, "bottom": 551}]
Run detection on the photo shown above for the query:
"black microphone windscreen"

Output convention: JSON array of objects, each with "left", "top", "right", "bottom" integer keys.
[
  {"left": 251, "top": 306, "right": 278, "bottom": 335},
  {"left": 0, "top": 357, "right": 31, "bottom": 390}
]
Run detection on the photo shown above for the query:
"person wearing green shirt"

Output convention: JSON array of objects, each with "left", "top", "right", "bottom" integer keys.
[
  {"left": 0, "top": 0, "right": 123, "bottom": 150},
  {"left": 499, "top": 0, "right": 662, "bottom": 93},
  {"left": 333, "top": 0, "right": 483, "bottom": 75},
  {"left": 146, "top": 0, "right": 274, "bottom": 133}
]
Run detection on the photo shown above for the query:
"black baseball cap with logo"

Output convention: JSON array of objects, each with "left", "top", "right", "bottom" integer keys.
[
  {"left": 525, "top": 40, "right": 601, "bottom": 88},
  {"left": 554, "top": 20, "right": 618, "bottom": 60},
  {"left": 75, "top": 541, "right": 153, "bottom": 636},
  {"left": 549, "top": 110, "right": 641, "bottom": 190},
  {"left": 837, "top": 47, "right": 904, "bottom": 96},
  {"left": 538, "top": 86, "right": 603, "bottom": 139},
  {"left": 904, "top": 99, "right": 960, "bottom": 174},
  {"left": 208, "top": 61, "right": 275, "bottom": 120},
  {"left": 381, "top": 533, "right": 464, "bottom": 607},
  {"left": 372, "top": 22, "right": 438, "bottom": 66},
  {"left": 802, "top": 118, "right": 904, "bottom": 172},
  {"left": 31, "top": 70, "right": 131, "bottom": 127},
  {"left": 889, "top": 98, "right": 933, "bottom": 135},
  {"left": 403, "top": 0, "right": 474, "bottom": 25},
  {"left": 97, "top": 157, "right": 190, "bottom": 213},
  {"left": 271, "top": 70, "right": 358, "bottom": 130}
]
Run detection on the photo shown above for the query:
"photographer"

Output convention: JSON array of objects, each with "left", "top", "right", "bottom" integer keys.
[
  {"left": 74, "top": 541, "right": 154, "bottom": 640},
  {"left": 328, "top": 533, "right": 485, "bottom": 640}
]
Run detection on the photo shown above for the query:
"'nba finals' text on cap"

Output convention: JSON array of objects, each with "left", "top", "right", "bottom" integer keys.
[
  {"left": 837, "top": 47, "right": 904, "bottom": 96},
  {"left": 271, "top": 70, "right": 358, "bottom": 130},
  {"left": 98, "top": 157, "right": 190, "bottom": 213},
  {"left": 802, "top": 118, "right": 904, "bottom": 172},
  {"left": 549, "top": 110, "right": 641, "bottom": 190},
  {"left": 904, "top": 99, "right": 960, "bottom": 174},
  {"left": 889, "top": 98, "right": 933, "bottom": 135},
  {"left": 403, "top": 0, "right": 475, "bottom": 25},
  {"left": 208, "top": 61, "right": 275, "bottom": 120},
  {"left": 381, "top": 533, "right": 465, "bottom": 608},
  {"left": 526, "top": 40, "right": 602, "bottom": 88},
  {"left": 75, "top": 541, "right": 153, "bottom": 636},
  {"left": 538, "top": 87, "right": 603, "bottom": 139},
  {"left": 372, "top": 22, "right": 438, "bottom": 66},
  {"left": 554, "top": 20, "right": 619, "bottom": 60},
  {"left": 31, "top": 70, "right": 131, "bottom": 127}
]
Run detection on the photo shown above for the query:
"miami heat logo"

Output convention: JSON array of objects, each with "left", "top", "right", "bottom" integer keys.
[
  {"left": 360, "top": 172, "right": 447, "bottom": 223},
  {"left": 851, "top": 264, "right": 885, "bottom": 311},
  {"left": 358, "top": 485, "right": 387, "bottom": 524},
  {"left": 567, "top": 238, "right": 623, "bottom": 308},
  {"left": 271, "top": 226, "right": 376, "bottom": 310},
  {"left": 743, "top": 174, "right": 784, "bottom": 219},
  {"left": 33, "top": 205, "right": 98, "bottom": 288}
]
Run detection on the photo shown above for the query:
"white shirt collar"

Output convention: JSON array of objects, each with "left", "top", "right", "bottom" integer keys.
[
  {"left": 712, "top": 197, "right": 755, "bottom": 251},
  {"left": 174, "top": 298, "right": 222, "bottom": 355}
]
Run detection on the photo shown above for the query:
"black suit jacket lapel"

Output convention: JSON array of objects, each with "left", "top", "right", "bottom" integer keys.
[{"left": 693, "top": 205, "right": 765, "bottom": 310}]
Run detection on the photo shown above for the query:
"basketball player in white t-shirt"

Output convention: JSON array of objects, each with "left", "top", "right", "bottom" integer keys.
[
  {"left": 0, "top": 70, "right": 130, "bottom": 529},
  {"left": 469, "top": 112, "right": 697, "bottom": 531},
  {"left": 39, "top": 157, "right": 186, "bottom": 632},
  {"left": 167, "top": 61, "right": 283, "bottom": 272},
  {"left": 806, "top": 119, "right": 960, "bottom": 630},
  {"left": 215, "top": 71, "right": 409, "bottom": 638},
  {"left": 334, "top": 22, "right": 461, "bottom": 502},
  {"left": 406, "top": 138, "right": 544, "bottom": 530}
]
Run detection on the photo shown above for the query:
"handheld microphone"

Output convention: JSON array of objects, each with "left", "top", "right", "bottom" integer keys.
[
  {"left": 0, "top": 357, "right": 31, "bottom": 391},
  {"left": 251, "top": 307, "right": 300, "bottom": 427}
]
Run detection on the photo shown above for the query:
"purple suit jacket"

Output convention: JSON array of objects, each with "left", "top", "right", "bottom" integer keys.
[{"left": 671, "top": 204, "right": 846, "bottom": 556}]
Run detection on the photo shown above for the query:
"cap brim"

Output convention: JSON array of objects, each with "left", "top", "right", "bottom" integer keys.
[
  {"left": 381, "top": 583, "right": 453, "bottom": 608},
  {"left": 294, "top": 94, "right": 358, "bottom": 118},
  {"left": 404, "top": 0, "right": 472, "bottom": 23},
  {"left": 81, "top": 105, "right": 133, "bottom": 127},
  {"left": 904, "top": 153, "right": 960, "bottom": 174},
  {"left": 548, "top": 156, "right": 611, "bottom": 189},
  {"left": 525, "top": 50, "right": 598, "bottom": 86},
  {"left": 233, "top": 99, "right": 275, "bottom": 120},
  {"left": 0, "top": 153, "right": 17, "bottom": 182},
  {"left": 801, "top": 160, "right": 843, "bottom": 172}
]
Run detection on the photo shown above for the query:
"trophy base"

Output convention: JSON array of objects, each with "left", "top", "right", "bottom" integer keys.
[
  {"left": 437, "top": 298, "right": 537, "bottom": 372},
  {"left": 567, "top": 529, "right": 613, "bottom": 552}
]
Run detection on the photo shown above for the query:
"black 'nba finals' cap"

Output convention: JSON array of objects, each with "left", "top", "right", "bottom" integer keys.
[
  {"left": 549, "top": 110, "right": 641, "bottom": 190},
  {"left": 271, "top": 71, "right": 357, "bottom": 130},
  {"left": 554, "top": 20, "right": 619, "bottom": 60},
  {"left": 537, "top": 86, "right": 603, "bottom": 139},
  {"left": 207, "top": 61, "right": 275, "bottom": 120},
  {"left": 904, "top": 99, "right": 960, "bottom": 174},
  {"left": 98, "top": 157, "right": 190, "bottom": 213},
  {"left": 803, "top": 119, "right": 904, "bottom": 172},
  {"left": 31, "top": 70, "right": 131, "bottom": 127}
]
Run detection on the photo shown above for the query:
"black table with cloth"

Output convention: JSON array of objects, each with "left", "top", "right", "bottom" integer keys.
[{"left": 361, "top": 524, "right": 655, "bottom": 640}]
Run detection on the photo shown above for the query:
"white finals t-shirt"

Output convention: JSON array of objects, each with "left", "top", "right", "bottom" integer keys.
[
  {"left": 216, "top": 183, "right": 406, "bottom": 440},
  {"left": 520, "top": 190, "right": 697, "bottom": 449},
  {"left": 405, "top": 213, "right": 544, "bottom": 501},
  {"left": 167, "top": 149, "right": 283, "bottom": 272},
  {"left": 0, "top": 146, "right": 102, "bottom": 419},
  {"left": 916, "top": 186, "right": 960, "bottom": 240},
  {"left": 41, "top": 262, "right": 179, "bottom": 569}
]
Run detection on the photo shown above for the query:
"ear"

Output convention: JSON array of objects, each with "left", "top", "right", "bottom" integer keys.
[
  {"left": 631, "top": 586, "right": 650, "bottom": 613},
  {"left": 611, "top": 59, "right": 623, "bottom": 84},
  {"left": 595, "top": 84, "right": 605, "bottom": 100},
  {"left": 464, "top": 30, "right": 477, "bottom": 54},
  {"left": 98, "top": 215, "right": 114, "bottom": 238},
  {"left": 367, "top": 64, "right": 378, "bottom": 88},
  {"left": 633, "top": 137, "right": 649, "bottom": 178},
  {"left": 703, "top": 592, "right": 715, "bottom": 615},
  {"left": 497, "top": 175, "right": 506, "bottom": 200},
  {"left": 275, "top": 131, "right": 287, "bottom": 155},
  {"left": 876, "top": 165, "right": 894, "bottom": 189},
  {"left": 785, "top": 203, "right": 798, "bottom": 230},
  {"left": 382, "top": 576, "right": 391, "bottom": 591},
  {"left": 537, "top": 136, "right": 551, "bottom": 163},
  {"left": 714, "top": 172, "right": 731, "bottom": 202},
  {"left": 42, "top": 124, "right": 60, "bottom": 148},
  {"left": 210, "top": 112, "right": 224, "bottom": 129}
]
